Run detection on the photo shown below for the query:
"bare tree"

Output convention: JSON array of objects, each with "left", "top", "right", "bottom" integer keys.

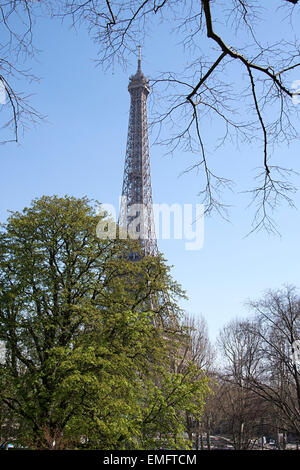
[
  {"left": 212, "top": 379, "right": 272, "bottom": 450},
  {"left": 1, "top": 1, "right": 300, "bottom": 229},
  {"left": 178, "top": 313, "right": 215, "bottom": 373},
  {"left": 0, "top": 0, "right": 45, "bottom": 143},
  {"left": 58, "top": 0, "right": 300, "bottom": 232},
  {"left": 177, "top": 314, "right": 215, "bottom": 446},
  {"left": 218, "top": 286, "right": 300, "bottom": 440}
]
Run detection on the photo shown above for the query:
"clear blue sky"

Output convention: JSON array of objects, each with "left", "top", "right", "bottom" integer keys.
[{"left": 1, "top": 5, "right": 300, "bottom": 341}]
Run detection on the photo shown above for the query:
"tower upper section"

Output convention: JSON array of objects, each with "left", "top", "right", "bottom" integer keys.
[
  {"left": 119, "top": 52, "right": 157, "bottom": 258},
  {"left": 128, "top": 47, "right": 150, "bottom": 94}
]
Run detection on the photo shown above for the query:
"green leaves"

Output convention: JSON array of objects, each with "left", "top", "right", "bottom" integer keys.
[{"left": 0, "top": 195, "right": 210, "bottom": 449}]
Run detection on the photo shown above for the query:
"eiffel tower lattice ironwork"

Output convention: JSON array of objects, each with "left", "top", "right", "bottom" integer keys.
[{"left": 119, "top": 49, "right": 158, "bottom": 260}]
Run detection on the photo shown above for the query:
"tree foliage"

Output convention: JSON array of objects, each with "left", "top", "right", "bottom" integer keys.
[{"left": 0, "top": 195, "right": 209, "bottom": 449}]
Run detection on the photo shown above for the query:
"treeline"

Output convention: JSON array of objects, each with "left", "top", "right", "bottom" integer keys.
[{"left": 192, "top": 286, "right": 300, "bottom": 450}]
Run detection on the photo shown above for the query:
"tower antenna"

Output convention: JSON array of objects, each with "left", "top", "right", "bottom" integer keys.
[{"left": 138, "top": 45, "right": 142, "bottom": 72}]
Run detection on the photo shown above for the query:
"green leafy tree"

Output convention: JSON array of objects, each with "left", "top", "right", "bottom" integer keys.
[{"left": 0, "top": 195, "right": 209, "bottom": 449}]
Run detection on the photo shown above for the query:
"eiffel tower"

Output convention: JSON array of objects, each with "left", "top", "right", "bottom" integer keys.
[{"left": 119, "top": 48, "right": 157, "bottom": 260}]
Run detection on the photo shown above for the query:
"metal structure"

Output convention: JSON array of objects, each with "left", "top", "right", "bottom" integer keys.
[{"left": 119, "top": 49, "right": 157, "bottom": 259}]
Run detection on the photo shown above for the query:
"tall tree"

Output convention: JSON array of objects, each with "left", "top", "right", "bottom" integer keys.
[{"left": 0, "top": 195, "right": 210, "bottom": 449}]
